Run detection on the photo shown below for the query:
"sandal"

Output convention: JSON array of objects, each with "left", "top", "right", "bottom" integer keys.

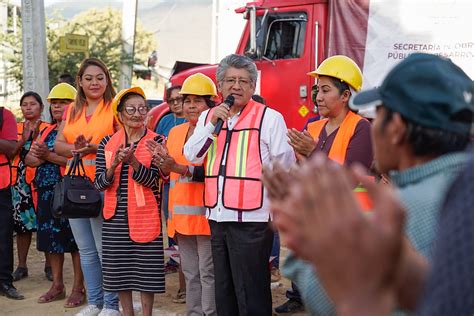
[
  {"left": 38, "top": 286, "right": 66, "bottom": 303},
  {"left": 64, "top": 287, "right": 86, "bottom": 308}
]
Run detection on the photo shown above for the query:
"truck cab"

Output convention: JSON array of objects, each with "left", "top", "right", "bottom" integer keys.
[{"left": 149, "top": 0, "right": 328, "bottom": 130}]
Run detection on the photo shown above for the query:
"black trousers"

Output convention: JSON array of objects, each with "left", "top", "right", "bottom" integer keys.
[
  {"left": 209, "top": 220, "right": 274, "bottom": 316},
  {"left": 0, "top": 187, "right": 13, "bottom": 285}
]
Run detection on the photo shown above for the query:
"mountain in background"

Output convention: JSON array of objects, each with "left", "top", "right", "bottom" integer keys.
[{"left": 45, "top": 0, "right": 120, "bottom": 19}]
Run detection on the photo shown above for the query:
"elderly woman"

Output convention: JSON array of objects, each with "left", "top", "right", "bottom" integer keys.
[
  {"left": 94, "top": 87, "right": 166, "bottom": 316},
  {"left": 149, "top": 73, "right": 217, "bottom": 315}
]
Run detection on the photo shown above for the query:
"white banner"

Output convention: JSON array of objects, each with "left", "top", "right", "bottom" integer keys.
[{"left": 363, "top": 0, "right": 473, "bottom": 88}]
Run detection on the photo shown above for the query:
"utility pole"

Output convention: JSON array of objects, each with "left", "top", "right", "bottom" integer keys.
[
  {"left": 21, "top": 0, "right": 50, "bottom": 121},
  {"left": 120, "top": 0, "right": 138, "bottom": 90}
]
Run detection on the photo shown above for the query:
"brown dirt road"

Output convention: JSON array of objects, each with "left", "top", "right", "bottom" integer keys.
[{"left": 0, "top": 240, "right": 309, "bottom": 316}]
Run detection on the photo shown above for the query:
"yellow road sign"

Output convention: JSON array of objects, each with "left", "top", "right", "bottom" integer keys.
[
  {"left": 59, "top": 34, "right": 89, "bottom": 53},
  {"left": 298, "top": 104, "right": 309, "bottom": 117}
]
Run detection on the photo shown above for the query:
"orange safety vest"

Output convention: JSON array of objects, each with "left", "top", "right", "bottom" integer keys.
[
  {"left": 0, "top": 154, "right": 10, "bottom": 189},
  {"left": 167, "top": 122, "right": 209, "bottom": 238},
  {"left": 204, "top": 99, "right": 267, "bottom": 211},
  {"left": 103, "top": 128, "right": 161, "bottom": 243},
  {"left": 11, "top": 121, "right": 50, "bottom": 185},
  {"left": 25, "top": 124, "right": 66, "bottom": 185},
  {"left": 62, "top": 100, "right": 115, "bottom": 181},
  {"left": 307, "top": 111, "right": 373, "bottom": 210},
  {"left": 0, "top": 107, "right": 10, "bottom": 189}
]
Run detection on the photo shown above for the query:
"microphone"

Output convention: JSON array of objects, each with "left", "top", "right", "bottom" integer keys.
[{"left": 213, "top": 95, "right": 235, "bottom": 136}]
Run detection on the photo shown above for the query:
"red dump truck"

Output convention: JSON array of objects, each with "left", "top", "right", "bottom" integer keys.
[{"left": 148, "top": 0, "right": 473, "bottom": 130}]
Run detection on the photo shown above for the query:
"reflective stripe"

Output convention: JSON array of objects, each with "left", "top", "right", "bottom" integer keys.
[
  {"left": 67, "top": 158, "right": 96, "bottom": 167},
  {"left": 174, "top": 205, "right": 207, "bottom": 216},
  {"left": 206, "top": 140, "right": 217, "bottom": 176},
  {"left": 133, "top": 182, "right": 146, "bottom": 207},
  {"left": 353, "top": 185, "right": 367, "bottom": 193},
  {"left": 170, "top": 176, "right": 199, "bottom": 189},
  {"left": 235, "top": 130, "right": 249, "bottom": 177}
]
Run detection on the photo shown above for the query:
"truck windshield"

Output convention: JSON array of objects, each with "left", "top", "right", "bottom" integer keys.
[{"left": 245, "top": 12, "right": 307, "bottom": 60}]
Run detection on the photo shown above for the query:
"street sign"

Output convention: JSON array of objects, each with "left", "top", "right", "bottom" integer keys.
[{"left": 59, "top": 34, "right": 88, "bottom": 53}]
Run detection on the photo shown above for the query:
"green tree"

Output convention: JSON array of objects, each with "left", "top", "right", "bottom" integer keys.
[{"left": 1, "top": 7, "right": 156, "bottom": 90}]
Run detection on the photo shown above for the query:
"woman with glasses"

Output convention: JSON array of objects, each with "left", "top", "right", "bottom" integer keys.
[
  {"left": 155, "top": 85, "right": 186, "bottom": 137},
  {"left": 94, "top": 87, "right": 166, "bottom": 316}
]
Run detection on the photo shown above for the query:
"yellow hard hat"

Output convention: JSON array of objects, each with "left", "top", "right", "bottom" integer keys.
[
  {"left": 308, "top": 55, "right": 363, "bottom": 91},
  {"left": 47, "top": 83, "right": 77, "bottom": 102},
  {"left": 111, "top": 87, "right": 146, "bottom": 124},
  {"left": 179, "top": 73, "right": 217, "bottom": 97}
]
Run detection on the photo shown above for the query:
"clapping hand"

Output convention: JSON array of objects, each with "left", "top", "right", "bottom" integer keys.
[
  {"left": 72, "top": 135, "right": 95, "bottom": 156},
  {"left": 266, "top": 153, "right": 406, "bottom": 315},
  {"left": 22, "top": 120, "right": 41, "bottom": 142},
  {"left": 30, "top": 140, "right": 50, "bottom": 160},
  {"left": 287, "top": 128, "right": 317, "bottom": 159}
]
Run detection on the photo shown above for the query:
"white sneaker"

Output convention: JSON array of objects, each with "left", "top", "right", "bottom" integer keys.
[
  {"left": 98, "top": 308, "right": 121, "bottom": 316},
  {"left": 75, "top": 305, "right": 102, "bottom": 316}
]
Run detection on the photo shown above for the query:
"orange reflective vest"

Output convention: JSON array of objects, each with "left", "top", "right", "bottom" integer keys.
[
  {"left": 62, "top": 100, "right": 115, "bottom": 181},
  {"left": 25, "top": 124, "right": 66, "bottom": 185},
  {"left": 0, "top": 154, "right": 10, "bottom": 189},
  {"left": 0, "top": 107, "right": 10, "bottom": 189},
  {"left": 167, "top": 122, "right": 209, "bottom": 238},
  {"left": 307, "top": 111, "right": 373, "bottom": 210},
  {"left": 11, "top": 121, "right": 50, "bottom": 185},
  {"left": 103, "top": 128, "right": 161, "bottom": 243},
  {"left": 204, "top": 99, "right": 267, "bottom": 211}
]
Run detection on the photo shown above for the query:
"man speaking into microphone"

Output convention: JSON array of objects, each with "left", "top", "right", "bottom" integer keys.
[{"left": 185, "top": 54, "right": 295, "bottom": 315}]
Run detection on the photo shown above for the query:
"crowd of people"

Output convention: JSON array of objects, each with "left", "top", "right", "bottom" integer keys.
[{"left": 0, "top": 51, "right": 472, "bottom": 316}]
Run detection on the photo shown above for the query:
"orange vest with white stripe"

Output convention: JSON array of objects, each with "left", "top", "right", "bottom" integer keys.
[
  {"left": 167, "top": 122, "right": 209, "bottom": 238},
  {"left": 11, "top": 121, "right": 50, "bottom": 185},
  {"left": 307, "top": 111, "right": 373, "bottom": 210},
  {"left": 62, "top": 100, "right": 115, "bottom": 181},
  {"left": 103, "top": 128, "right": 161, "bottom": 243},
  {"left": 204, "top": 99, "right": 266, "bottom": 211}
]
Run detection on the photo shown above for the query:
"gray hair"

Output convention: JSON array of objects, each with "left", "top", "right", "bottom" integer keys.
[{"left": 216, "top": 54, "right": 258, "bottom": 84}]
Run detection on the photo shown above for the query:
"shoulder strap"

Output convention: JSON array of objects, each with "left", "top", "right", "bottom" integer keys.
[
  {"left": 39, "top": 124, "right": 57, "bottom": 143},
  {"left": 307, "top": 119, "right": 327, "bottom": 140},
  {"left": 328, "top": 111, "right": 363, "bottom": 165}
]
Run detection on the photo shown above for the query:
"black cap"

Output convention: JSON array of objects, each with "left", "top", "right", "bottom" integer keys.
[{"left": 350, "top": 53, "right": 473, "bottom": 135}]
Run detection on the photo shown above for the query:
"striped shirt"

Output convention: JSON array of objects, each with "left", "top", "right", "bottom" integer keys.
[{"left": 95, "top": 134, "right": 165, "bottom": 293}]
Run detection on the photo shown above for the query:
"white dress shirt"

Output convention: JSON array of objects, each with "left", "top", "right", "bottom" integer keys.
[{"left": 184, "top": 105, "right": 296, "bottom": 222}]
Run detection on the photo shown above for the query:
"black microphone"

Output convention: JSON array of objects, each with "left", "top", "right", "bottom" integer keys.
[{"left": 213, "top": 95, "right": 235, "bottom": 136}]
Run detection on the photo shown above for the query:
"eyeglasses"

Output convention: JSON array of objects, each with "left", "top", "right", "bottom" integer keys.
[
  {"left": 168, "top": 97, "right": 184, "bottom": 105},
  {"left": 222, "top": 77, "right": 252, "bottom": 88},
  {"left": 123, "top": 106, "right": 148, "bottom": 115}
]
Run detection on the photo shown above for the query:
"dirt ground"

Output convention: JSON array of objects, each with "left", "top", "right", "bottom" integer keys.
[{"left": 0, "top": 236, "right": 309, "bottom": 316}]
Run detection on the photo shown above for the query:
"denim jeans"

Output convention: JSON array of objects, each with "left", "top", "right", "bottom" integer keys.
[{"left": 69, "top": 216, "right": 119, "bottom": 310}]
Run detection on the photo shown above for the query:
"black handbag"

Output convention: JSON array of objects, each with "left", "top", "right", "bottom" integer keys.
[{"left": 52, "top": 153, "right": 101, "bottom": 218}]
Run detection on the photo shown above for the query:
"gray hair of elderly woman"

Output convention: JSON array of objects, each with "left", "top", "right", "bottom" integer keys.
[{"left": 216, "top": 54, "right": 258, "bottom": 84}]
